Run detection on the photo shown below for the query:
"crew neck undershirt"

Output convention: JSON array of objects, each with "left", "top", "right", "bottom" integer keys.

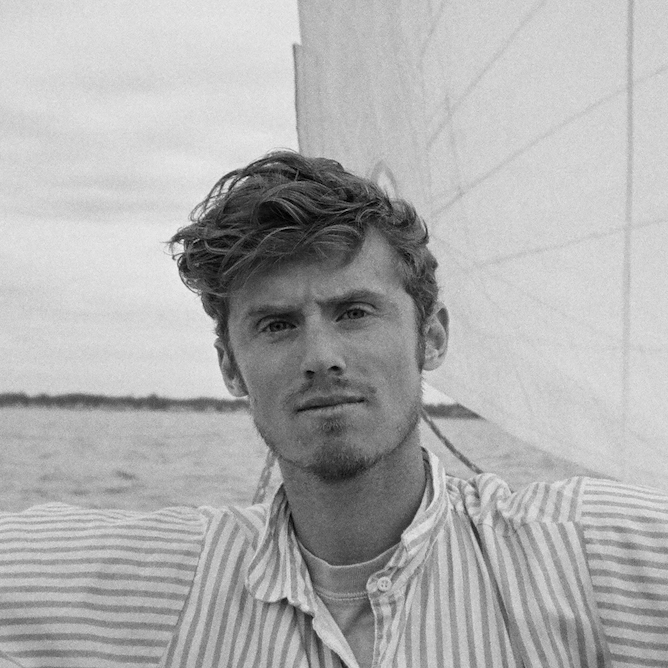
[
  {"left": 297, "top": 472, "right": 433, "bottom": 668},
  {"left": 299, "top": 541, "right": 396, "bottom": 668}
]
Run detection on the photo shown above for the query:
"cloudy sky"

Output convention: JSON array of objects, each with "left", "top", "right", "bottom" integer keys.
[{"left": 2, "top": 0, "right": 300, "bottom": 398}]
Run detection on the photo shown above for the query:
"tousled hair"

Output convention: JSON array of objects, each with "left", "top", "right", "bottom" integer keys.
[{"left": 169, "top": 151, "right": 439, "bottom": 348}]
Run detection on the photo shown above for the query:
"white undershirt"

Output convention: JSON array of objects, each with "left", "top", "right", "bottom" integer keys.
[
  {"left": 298, "top": 473, "right": 433, "bottom": 668},
  {"left": 299, "top": 540, "right": 397, "bottom": 668}
]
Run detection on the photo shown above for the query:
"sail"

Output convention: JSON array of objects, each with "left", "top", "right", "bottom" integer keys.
[{"left": 294, "top": 1, "right": 668, "bottom": 489}]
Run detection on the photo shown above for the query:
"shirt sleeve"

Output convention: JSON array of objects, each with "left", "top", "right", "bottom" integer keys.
[
  {"left": 580, "top": 477, "right": 668, "bottom": 666},
  {"left": 0, "top": 503, "right": 206, "bottom": 668}
]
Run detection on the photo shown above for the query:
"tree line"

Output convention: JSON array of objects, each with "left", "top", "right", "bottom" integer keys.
[
  {"left": 0, "top": 392, "right": 478, "bottom": 417},
  {"left": 0, "top": 392, "right": 248, "bottom": 412}
]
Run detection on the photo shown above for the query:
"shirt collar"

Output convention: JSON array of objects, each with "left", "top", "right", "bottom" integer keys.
[{"left": 245, "top": 448, "right": 450, "bottom": 610}]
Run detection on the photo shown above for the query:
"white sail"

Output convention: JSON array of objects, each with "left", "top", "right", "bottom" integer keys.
[{"left": 294, "top": 1, "right": 668, "bottom": 489}]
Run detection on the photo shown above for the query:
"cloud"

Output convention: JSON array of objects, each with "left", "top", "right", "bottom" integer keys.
[
  {"left": 1, "top": 0, "right": 299, "bottom": 221},
  {"left": 1, "top": 0, "right": 300, "bottom": 395}
]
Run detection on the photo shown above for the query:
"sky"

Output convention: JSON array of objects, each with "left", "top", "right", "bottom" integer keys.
[{"left": 1, "top": 0, "right": 301, "bottom": 399}]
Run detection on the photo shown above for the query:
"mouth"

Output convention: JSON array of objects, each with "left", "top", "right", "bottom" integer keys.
[{"left": 296, "top": 395, "right": 365, "bottom": 412}]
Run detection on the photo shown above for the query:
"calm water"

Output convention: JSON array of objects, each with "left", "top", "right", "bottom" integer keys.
[
  {"left": 0, "top": 407, "right": 269, "bottom": 511},
  {"left": 0, "top": 407, "right": 595, "bottom": 512}
]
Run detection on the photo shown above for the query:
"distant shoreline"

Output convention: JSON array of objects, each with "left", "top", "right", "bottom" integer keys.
[{"left": 0, "top": 392, "right": 479, "bottom": 418}]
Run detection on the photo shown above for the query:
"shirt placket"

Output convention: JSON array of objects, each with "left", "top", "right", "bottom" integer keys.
[
  {"left": 366, "top": 570, "right": 401, "bottom": 667},
  {"left": 309, "top": 598, "right": 362, "bottom": 668},
  {"left": 280, "top": 548, "right": 361, "bottom": 667}
]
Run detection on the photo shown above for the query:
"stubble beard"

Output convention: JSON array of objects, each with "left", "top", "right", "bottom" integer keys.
[
  {"left": 238, "top": 326, "right": 427, "bottom": 483},
  {"left": 253, "top": 393, "right": 422, "bottom": 483}
]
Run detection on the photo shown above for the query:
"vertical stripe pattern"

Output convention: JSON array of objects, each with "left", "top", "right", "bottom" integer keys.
[{"left": 0, "top": 453, "right": 666, "bottom": 666}]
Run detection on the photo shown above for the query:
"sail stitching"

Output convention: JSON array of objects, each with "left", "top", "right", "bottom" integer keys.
[
  {"left": 432, "top": 63, "right": 668, "bottom": 217},
  {"left": 426, "top": 0, "right": 549, "bottom": 145},
  {"left": 462, "top": 216, "right": 667, "bottom": 270}
]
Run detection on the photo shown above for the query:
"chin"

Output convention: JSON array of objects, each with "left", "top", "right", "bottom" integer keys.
[
  {"left": 307, "top": 443, "right": 382, "bottom": 483},
  {"left": 254, "top": 402, "right": 421, "bottom": 483}
]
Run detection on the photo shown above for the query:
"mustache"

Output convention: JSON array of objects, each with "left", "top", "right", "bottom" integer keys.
[{"left": 285, "top": 378, "right": 376, "bottom": 410}]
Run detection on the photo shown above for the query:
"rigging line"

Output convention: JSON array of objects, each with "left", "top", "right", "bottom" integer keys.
[
  {"left": 421, "top": 407, "right": 485, "bottom": 475},
  {"left": 621, "top": 0, "right": 634, "bottom": 453},
  {"left": 432, "top": 60, "right": 668, "bottom": 218},
  {"left": 460, "top": 216, "right": 668, "bottom": 271},
  {"left": 432, "top": 233, "right": 616, "bottom": 343},
  {"left": 252, "top": 450, "right": 277, "bottom": 505},
  {"left": 426, "top": 0, "right": 549, "bottom": 145},
  {"left": 432, "top": 89, "right": 617, "bottom": 216},
  {"left": 418, "top": 0, "right": 448, "bottom": 62},
  {"left": 449, "top": 261, "right": 622, "bottom": 344}
]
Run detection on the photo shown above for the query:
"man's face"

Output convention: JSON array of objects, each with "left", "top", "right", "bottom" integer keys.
[{"left": 219, "top": 230, "right": 446, "bottom": 482}]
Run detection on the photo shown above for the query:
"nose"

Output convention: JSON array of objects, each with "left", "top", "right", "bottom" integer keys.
[{"left": 299, "top": 321, "right": 346, "bottom": 378}]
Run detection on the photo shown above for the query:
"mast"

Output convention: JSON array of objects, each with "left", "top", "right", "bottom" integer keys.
[{"left": 621, "top": 0, "right": 634, "bottom": 472}]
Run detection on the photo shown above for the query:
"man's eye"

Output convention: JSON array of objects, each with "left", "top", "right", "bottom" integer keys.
[
  {"left": 262, "top": 320, "right": 292, "bottom": 333},
  {"left": 341, "top": 308, "right": 367, "bottom": 320}
]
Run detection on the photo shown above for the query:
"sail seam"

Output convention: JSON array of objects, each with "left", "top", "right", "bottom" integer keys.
[
  {"left": 462, "top": 216, "right": 667, "bottom": 271},
  {"left": 427, "top": 0, "right": 549, "bottom": 146},
  {"left": 433, "top": 62, "right": 667, "bottom": 217}
]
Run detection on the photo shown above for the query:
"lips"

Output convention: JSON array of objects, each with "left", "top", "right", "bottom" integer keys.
[{"left": 296, "top": 395, "right": 365, "bottom": 411}]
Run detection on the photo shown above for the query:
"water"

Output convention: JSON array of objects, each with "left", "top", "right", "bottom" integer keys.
[
  {"left": 0, "top": 407, "right": 268, "bottom": 511},
  {"left": 0, "top": 407, "right": 596, "bottom": 512}
]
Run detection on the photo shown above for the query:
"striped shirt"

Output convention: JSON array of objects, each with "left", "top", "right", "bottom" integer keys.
[{"left": 0, "top": 449, "right": 666, "bottom": 667}]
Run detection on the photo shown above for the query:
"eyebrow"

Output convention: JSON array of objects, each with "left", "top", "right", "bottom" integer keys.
[{"left": 243, "top": 288, "right": 387, "bottom": 322}]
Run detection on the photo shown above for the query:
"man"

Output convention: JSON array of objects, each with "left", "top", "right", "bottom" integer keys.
[{"left": 0, "top": 151, "right": 667, "bottom": 667}]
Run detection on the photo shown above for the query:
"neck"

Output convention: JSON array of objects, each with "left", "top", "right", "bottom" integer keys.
[{"left": 279, "top": 437, "right": 426, "bottom": 565}]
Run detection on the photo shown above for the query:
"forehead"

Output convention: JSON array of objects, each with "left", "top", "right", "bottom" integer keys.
[{"left": 227, "top": 230, "right": 408, "bottom": 319}]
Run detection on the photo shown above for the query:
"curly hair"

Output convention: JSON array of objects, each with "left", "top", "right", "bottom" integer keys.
[{"left": 169, "top": 151, "right": 439, "bottom": 349}]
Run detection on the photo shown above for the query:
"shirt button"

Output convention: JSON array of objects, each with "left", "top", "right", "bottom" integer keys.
[{"left": 377, "top": 576, "right": 392, "bottom": 592}]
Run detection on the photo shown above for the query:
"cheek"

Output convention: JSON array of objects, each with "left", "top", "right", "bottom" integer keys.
[
  {"left": 369, "top": 338, "right": 421, "bottom": 389},
  {"left": 245, "top": 383, "right": 279, "bottom": 423},
  {"left": 375, "top": 326, "right": 421, "bottom": 367},
  {"left": 244, "top": 371, "right": 275, "bottom": 402},
  {"left": 239, "top": 355, "right": 288, "bottom": 408}
]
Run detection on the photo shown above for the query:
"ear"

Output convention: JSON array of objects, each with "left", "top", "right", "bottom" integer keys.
[
  {"left": 422, "top": 303, "right": 449, "bottom": 371},
  {"left": 214, "top": 339, "right": 248, "bottom": 397}
]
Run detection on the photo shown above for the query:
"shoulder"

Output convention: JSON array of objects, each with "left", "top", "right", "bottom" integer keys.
[
  {"left": 0, "top": 502, "right": 207, "bottom": 547},
  {"left": 0, "top": 500, "right": 272, "bottom": 576},
  {"left": 578, "top": 476, "right": 668, "bottom": 530},
  {"left": 446, "top": 472, "right": 586, "bottom": 532},
  {"left": 577, "top": 476, "right": 668, "bottom": 573},
  {"left": 449, "top": 472, "right": 668, "bottom": 531},
  {"left": 0, "top": 503, "right": 209, "bottom": 590},
  {"left": 0, "top": 500, "right": 269, "bottom": 543},
  {"left": 196, "top": 501, "right": 269, "bottom": 553},
  {"left": 0, "top": 503, "right": 210, "bottom": 665},
  {"left": 577, "top": 480, "right": 668, "bottom": 660}
]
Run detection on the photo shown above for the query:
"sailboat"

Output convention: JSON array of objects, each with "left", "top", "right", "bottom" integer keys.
[{"left": 285, "top": 0, "right": 668, "bottom": 491}]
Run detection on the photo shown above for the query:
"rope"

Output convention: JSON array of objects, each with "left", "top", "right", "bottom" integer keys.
[
  {"left": 420, "top": 407, "right": 485, "bottom": 475},
  {"left": 250, "top": 406, "right": 485, "bottom": 504},
  {"left": 252, "top": 450, "right": 277, "bottom": 504}
]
